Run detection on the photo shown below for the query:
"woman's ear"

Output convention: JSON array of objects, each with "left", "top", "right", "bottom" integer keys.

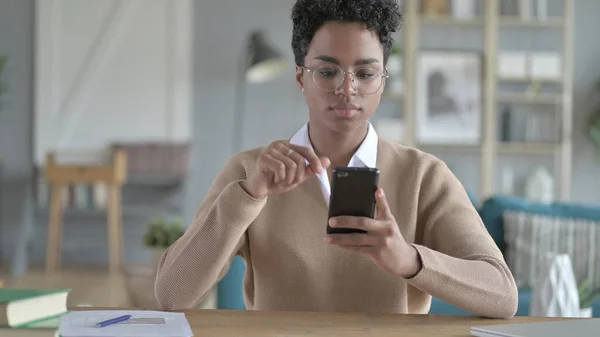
[{"left": 295, "top": 65, "right": 304, "bottom": 93}]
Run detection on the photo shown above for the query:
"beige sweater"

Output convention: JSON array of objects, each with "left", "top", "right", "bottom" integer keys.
[{"left": 154, "top": 138, "right": 518, "bottom": 318}]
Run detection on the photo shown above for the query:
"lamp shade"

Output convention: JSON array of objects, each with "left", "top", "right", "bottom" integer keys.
[{"left": 244, "top": 31, "right": 287, "bottom": 84}]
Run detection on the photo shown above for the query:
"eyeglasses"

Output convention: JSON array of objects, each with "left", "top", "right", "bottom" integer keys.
[{"left": 301, "top": 65, "right": 388, "bottom": 95}]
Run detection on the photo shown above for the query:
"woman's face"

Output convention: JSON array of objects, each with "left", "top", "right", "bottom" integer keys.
[{"left": 296, "top": 22, "right": 386, "bottom": 134}]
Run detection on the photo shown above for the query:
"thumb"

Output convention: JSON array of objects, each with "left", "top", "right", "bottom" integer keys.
[
  {"left": 320, "top": 157, "right": 331, "bottom": 169},
  {"left": 375, "top": 188, "right": 393, "bottom": 220}
]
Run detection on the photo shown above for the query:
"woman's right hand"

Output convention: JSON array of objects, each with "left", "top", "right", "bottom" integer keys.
[{"left": 242, "top": 141, "right": 330, "bottom": 199}]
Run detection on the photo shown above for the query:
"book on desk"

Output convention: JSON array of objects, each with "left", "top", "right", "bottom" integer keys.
[
  {"left": 0, "top": 288, "right": 69, "bottom": 337},
  {"left": 0, "top": 288, "right": 70, "bottom": 329}
]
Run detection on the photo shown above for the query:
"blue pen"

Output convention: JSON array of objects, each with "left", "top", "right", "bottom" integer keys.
[{"left": 96, "top": 315, "right": 132, "bottom": 328}]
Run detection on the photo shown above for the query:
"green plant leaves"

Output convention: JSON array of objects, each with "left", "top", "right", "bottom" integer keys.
[
  {"left": 578, "top": 278, "right": 600, "bottom": 309},
  {"left": 143, "top": 217, "right": 185, "bottom": 248}
]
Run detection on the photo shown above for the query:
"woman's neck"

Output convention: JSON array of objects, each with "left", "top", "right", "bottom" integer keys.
[{"left": 308, "top": 122, "right": 369, "bottom": 168}]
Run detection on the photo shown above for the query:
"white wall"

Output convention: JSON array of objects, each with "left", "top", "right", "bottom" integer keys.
[{"left": 34, "top": 0, "right": 193, "bottom": 166}]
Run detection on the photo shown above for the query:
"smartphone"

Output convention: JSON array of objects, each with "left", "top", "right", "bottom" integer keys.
[{"left": 327, "top": 167, "right": 380, "bottom": 234}]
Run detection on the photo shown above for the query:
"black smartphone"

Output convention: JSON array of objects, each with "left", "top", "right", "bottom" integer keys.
[{"left": 327, "top": 167, "right": 380, "bottom": 234}]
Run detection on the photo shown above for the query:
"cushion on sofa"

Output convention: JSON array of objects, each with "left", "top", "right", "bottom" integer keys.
[
  {"left": 503, "top": 211, "right": 600, "bottom": 293},
  {"left": 429, "top": 291, "right": 533, "bottom": 317},
  {"left": 479, "top": 195, "right": 600, "bottom": 254}
]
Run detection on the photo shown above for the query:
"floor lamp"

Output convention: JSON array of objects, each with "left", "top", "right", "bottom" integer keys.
[
  {"left": 231, "top": 30, "right": 287, "bottom": 154},
  {"left": 219, "top": 30, "right": 286, "bottom": 310}
]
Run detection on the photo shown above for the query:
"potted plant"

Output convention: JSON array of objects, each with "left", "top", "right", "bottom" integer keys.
[
  {"left": 143, "top": 217, "right": 185, "bottom": 265},
  {"left": 577, "top": 278, "right": 600, "bottom": 317},
  {"left": 588, "top": 80, "right": 600, "bottom": 161}
]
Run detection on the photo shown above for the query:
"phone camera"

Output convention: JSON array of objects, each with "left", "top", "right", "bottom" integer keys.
[{"left": 337, "top": 171, "right": 348, "bottom": 178}]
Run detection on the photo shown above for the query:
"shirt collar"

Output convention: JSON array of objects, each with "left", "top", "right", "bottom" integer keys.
[{"left": 289, "top": 122, "right": 378, "bottom": 168}]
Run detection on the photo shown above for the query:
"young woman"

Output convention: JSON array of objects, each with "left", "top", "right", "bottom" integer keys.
[{"left": 155, "top": 0, "right": 518, "bottom": 319}]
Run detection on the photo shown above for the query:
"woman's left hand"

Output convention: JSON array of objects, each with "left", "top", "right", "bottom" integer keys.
[{"left": 325, "top": 188, "right": 422, "bottom": 278}]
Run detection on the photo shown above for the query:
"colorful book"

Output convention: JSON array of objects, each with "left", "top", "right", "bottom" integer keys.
[{"left": 0, "top": 289, "right": 70, "bottom": 328}]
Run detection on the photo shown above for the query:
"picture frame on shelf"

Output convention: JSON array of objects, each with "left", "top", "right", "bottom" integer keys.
[{"left": 416, "top": 50, "right": 483, "bottom": 145}]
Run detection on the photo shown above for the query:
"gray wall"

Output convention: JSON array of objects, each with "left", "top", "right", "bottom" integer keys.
[
  {"left": 187, "top": 0, "right": 600, "bottom": 225},
  {"left": 0, "top": 0, "right": 184, "bottom": 270},
  {"left": 1, "top": 0, "right": 599, "bottom": 270},
  {"left": 0, "top": 0, "right": 35, "bottom": 269}
]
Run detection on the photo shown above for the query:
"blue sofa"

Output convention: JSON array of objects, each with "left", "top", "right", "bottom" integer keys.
[
  {"left": 428, "top": 195, "right": 600, "bottom": 317},
  {"left": 217, "top": 195, "right": 600, "bottom": 317}
]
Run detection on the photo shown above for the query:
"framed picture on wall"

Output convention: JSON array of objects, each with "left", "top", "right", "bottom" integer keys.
[{"left": 416, "top": 50, "right": 482, "bottom": 145}]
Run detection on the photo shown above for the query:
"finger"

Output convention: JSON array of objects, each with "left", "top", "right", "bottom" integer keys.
[
  {"left": 375, "top": 188, "right": 394, "bottom": 221},
  {"left": 324, "top": 233, "right": 378, "bottom": 247},
  {"left": 329, "top": 216, "right": 383, "bottom": 233},
  {"left": 270, "top": 149, "right": 297, "bottom": 185},
  {"left": 303, "top": 156, "right": 331, "bottom": 178},
  {"left": 334, "top": 245, "right": 376, "bottom": 255},
  {"left": 285, "top": 149, "right": 308, "bottom": 184},
  {"left": 287, "top": 144, "right": 326, "bottom": 173},
  {"left": 262, "top": 153, "right": 285, "bottom": 184},
  {"left": 320, "top": 157, "right": 331, "bottom": 169}
]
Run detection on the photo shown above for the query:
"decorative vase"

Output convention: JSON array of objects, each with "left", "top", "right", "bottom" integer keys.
[
  {"left": 386, "top": 55, "right": 402, "bottom": 76},
  {"left": 520, "top": 0, "right": 532, "bottom": 19},
  {"left": 451, "top": 0, "right": 475, "bottom": 19},
  {"left": 536, "top": 0, "right": 547, "bottom": 20},
  {"left": 501, "top": 166, "right": 514, "bottom": 196},
  {"left": 525, "top": 166, "right": 554, "bottom": 204},
  {"left": 530, "top": 253, "right": 581, "bottom": 317}
]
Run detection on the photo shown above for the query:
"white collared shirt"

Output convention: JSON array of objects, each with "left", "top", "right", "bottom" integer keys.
[{"left": 288, "top": 122, "right": 379, "bottom": 205}]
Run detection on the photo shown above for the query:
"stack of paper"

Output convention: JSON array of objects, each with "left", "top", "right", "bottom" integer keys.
[{"left": 58, "top": 310, "right": 193, "bottom": 337}]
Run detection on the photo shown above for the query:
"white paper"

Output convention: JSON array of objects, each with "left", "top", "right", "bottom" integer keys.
[{"left": 58, "top": 310, "right": 193, "bottom": 337}]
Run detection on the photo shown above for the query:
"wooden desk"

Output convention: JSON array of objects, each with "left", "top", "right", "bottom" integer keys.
[{"left": 176, "top": 309, "right": 571, "bottom": 337}]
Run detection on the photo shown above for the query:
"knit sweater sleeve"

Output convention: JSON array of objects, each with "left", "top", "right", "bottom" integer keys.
[
  {"left": 154, "top": 153, "right": 266, "bottom": 310},
  {"left": 405, "top": 157, "right": 518, "bottom": 319}
]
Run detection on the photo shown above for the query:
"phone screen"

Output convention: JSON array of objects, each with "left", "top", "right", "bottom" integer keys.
[{"left": 327, "top": 167, "right": 379, "bottom": 234}]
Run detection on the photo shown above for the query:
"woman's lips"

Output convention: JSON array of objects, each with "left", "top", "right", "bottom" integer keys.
[{"left": 331, "top": 106, "right": 360, "bottom": 118}]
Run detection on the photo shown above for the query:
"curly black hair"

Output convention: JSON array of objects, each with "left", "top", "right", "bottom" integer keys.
[{"left": 291, "top": 0, "right": 403, "bottom": 67}]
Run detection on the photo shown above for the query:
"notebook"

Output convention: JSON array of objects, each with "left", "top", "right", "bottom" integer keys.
[
  {"left": 471, "top": 318, "right": 600, "bottom": 337},
  {"left": 58, "top": 310, "right": 194, "bottom": 337},
  {"left": 0, "top": 289, "right": 70, "bottom": 328}
]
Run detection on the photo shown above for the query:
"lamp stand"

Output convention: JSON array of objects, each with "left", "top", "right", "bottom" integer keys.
[{"left": 232, "top": 37, "right": 250, "bottom": 155}]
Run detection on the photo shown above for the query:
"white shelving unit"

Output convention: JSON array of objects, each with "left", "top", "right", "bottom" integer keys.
[{"left": 388, "top": 0, "right": 574, "bottom": 202}]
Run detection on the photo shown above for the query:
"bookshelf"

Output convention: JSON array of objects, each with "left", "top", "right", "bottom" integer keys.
[{"left": 383, "top": 0, "right": 574, "bottom": 202}]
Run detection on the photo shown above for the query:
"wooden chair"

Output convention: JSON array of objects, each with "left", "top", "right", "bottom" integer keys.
[{"left": 44, "top": 149, "right": 127, "bottom": 276}]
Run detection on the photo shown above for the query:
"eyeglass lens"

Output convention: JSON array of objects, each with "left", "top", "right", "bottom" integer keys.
[{"left": 311, "top": 66, "right": 384, "bottom": 94}]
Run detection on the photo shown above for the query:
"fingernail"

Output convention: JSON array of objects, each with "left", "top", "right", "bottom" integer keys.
[
  {"left": 329, "top": 218, "right": 336, "bottom": 227},
  {"left": 324, "top": 236, "right": 332, "bottom": 243}
]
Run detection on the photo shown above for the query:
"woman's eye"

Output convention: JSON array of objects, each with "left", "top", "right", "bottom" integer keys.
[
  {"left": 356, "top": 69, "right": 377, "bottom": 79},
  {"left": 317, "top": 69, "right": 338, "bottom": 77}
]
